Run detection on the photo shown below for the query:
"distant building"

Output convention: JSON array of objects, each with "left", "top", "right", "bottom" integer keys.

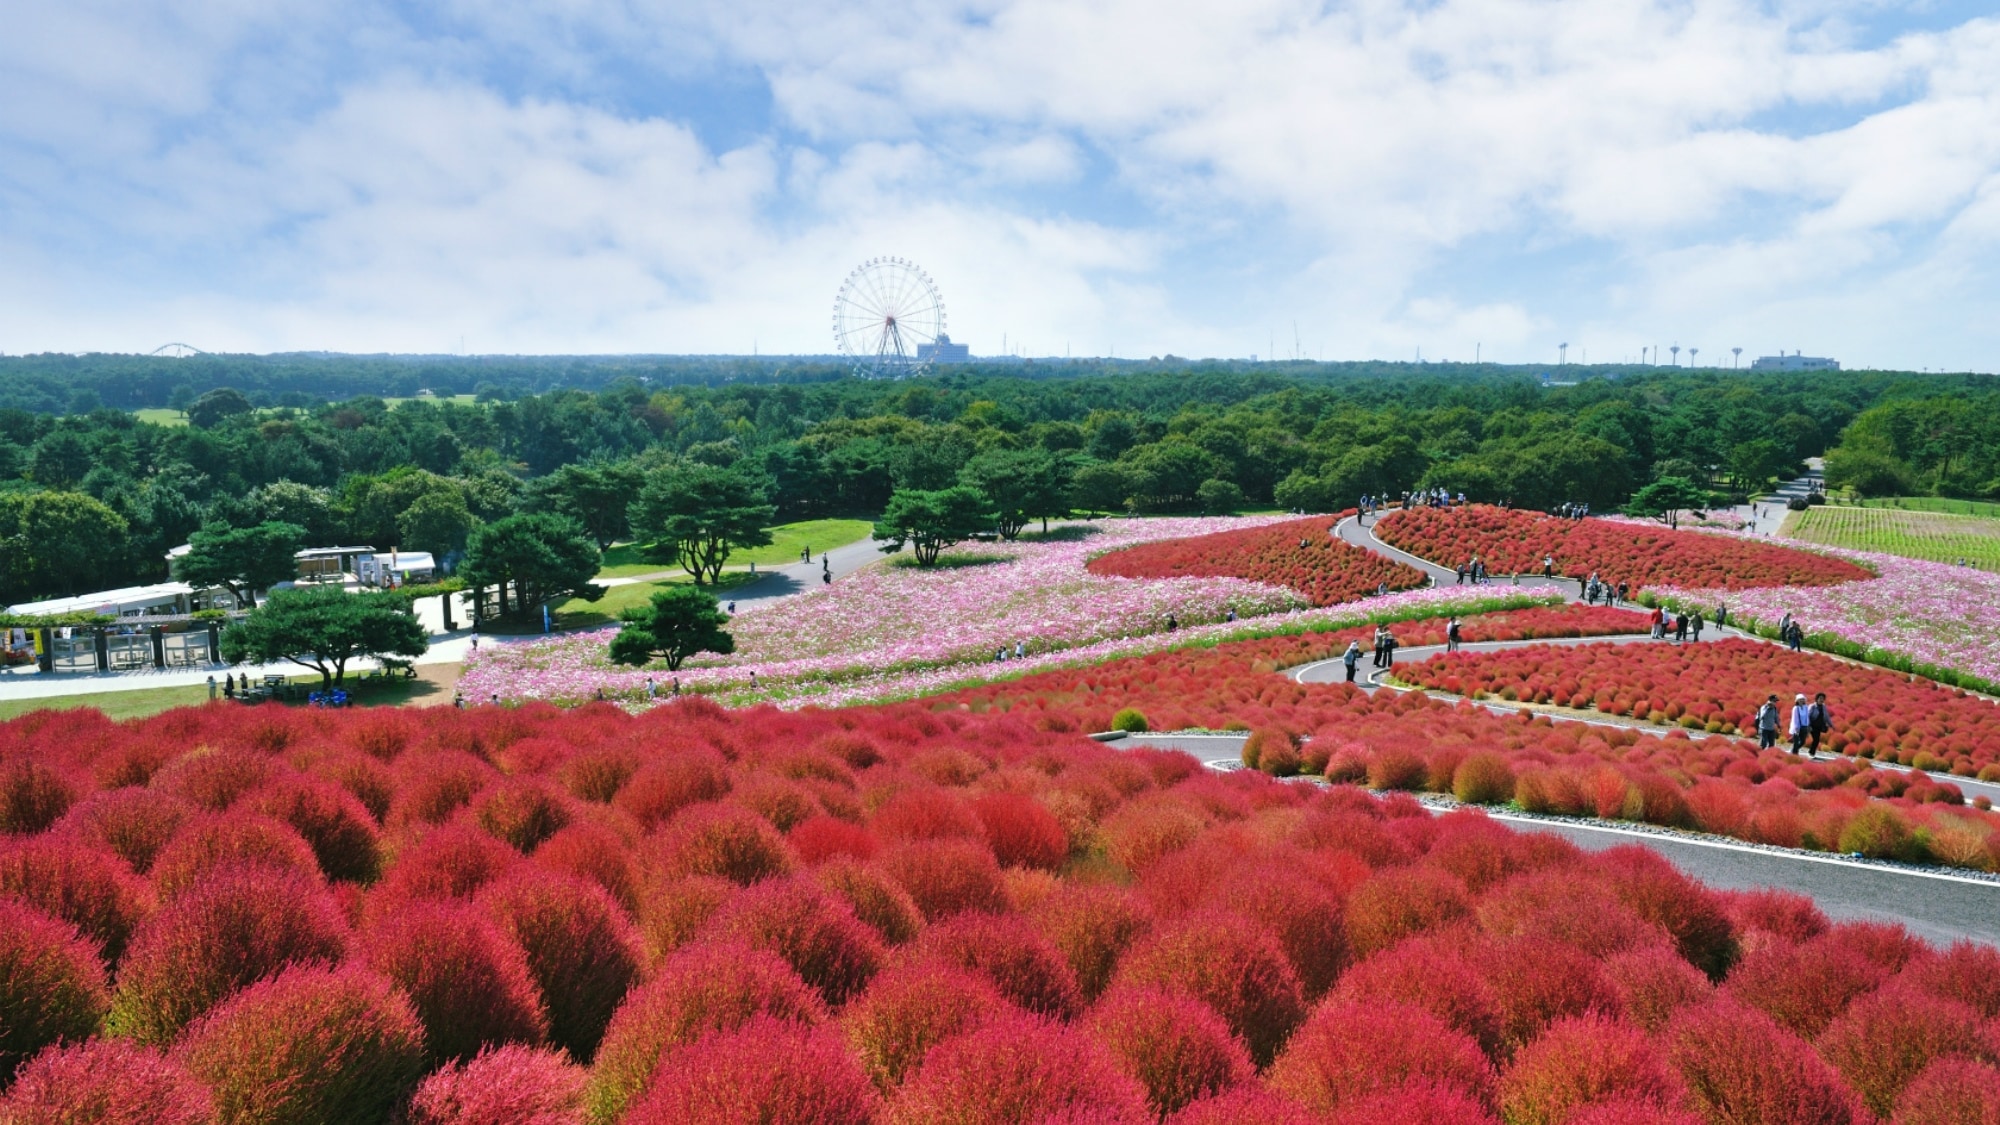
[
  {"left": 918, "top": 334, "right": 970, "bottom": 364},
  {"left": 1750, "top": 353, "right": 1839, "bottom": 371},
  {"left": 357, "top": 551, "right": 436, "bottom": 588}
]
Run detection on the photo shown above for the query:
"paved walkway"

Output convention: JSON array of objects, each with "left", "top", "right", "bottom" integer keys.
[{"left": 1117, "top": 732, "right": 2000, "bottom": 945}]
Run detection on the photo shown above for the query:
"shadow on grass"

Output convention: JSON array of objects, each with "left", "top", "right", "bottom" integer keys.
[{"left": 1020, "top": 524, "right": 1104, "bottom": 543}]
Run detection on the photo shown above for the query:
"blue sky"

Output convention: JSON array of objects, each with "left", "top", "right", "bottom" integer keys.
[{"left": 1, "top": 0, "right": 1996, "bottom": 370}]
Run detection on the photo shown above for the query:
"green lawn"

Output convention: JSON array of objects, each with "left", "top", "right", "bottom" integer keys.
[
  {"left": 547, "top": 571, "right": 762, "bottom": 630},
  {"left": 1786, "top": 504, "right": 2000, "bottom": 571},
  {"left": 596, "top": 519, "right": 874, "bottom": 578},
  {"left": 0, "top": 669, "right": 449, "bottom": 722},
  {"left": 384, "top": 394, "right": 479, "bottom": 408},
  {"left": 1848, "top": 496, "right": 2000, "bottom": 519},
  {"left": 133, "top": 408, "right": 187, "bottom": 428}
]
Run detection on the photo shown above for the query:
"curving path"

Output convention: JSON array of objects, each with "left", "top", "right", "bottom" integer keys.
[
  {"left": 1167, "top": 499, "right": 2000, "bottom": 943},
  {"left": 1118, "top": 732, "right": 2000, "bottom": 946}
]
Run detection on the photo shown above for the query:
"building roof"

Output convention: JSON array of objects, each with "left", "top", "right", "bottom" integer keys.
[{"left": 8, "top": 582, "right": 195, "bottom": 617}]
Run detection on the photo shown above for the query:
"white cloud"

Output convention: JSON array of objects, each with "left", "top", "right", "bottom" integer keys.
[{"left": 0, "top": 0, "right": 1996, "bottom": 368}]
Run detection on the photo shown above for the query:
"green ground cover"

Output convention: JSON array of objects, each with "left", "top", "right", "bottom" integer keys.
[
  {"left": 1786, "top": 503, "right": 2000, "bottom": 571},
  {"left": 596, "top": 518, "right": 873, "bottom": 578},
  {"left": 546, "top": 571, "right": 761, "bottom": 630},
  {"left": 0, "top": 668, "right": 447, "bottom": 722},
  {"left": 132, "top": 408, "right": 187, "bottom": 427},
  {"left": 1848, "top": 496, "right": 2000, "bottom": 518}
]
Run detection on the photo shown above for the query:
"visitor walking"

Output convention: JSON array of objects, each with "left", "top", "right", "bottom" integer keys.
[
  {"left": 1756, "top": 694, "right": 1781, "bottom": 750},
  {"left": 1166, "top": 613, "right": 1178, "bottom": 632},
  {"left": 1674, "top": 613, "right": 1688, "bottom": 643},
  {"left": 1788, "top": 693, "right": 1811, "bottom": 755},
  {"left": 1446, "top": 617, "right": 1463, "bottom": 653},
  {"left": 1649, "top": 605, "right": 1665, "bottom": 640},
  {"left": 1785, "top": 620, "right": 1803, "bottom": 651},
  {"left": 1689, "top": 611, "right": 1704, "bottom": 642},
  {"left": 1342, "top": 641, "right": 1363, "bottom": 683},
  {"left": 1542, "top": 555, "right": 1554, "bottom": 579},
  {"left": 1715, "top": 602, "right": 1729, "bottom": 628},
  {"left": 1381, "top": 628, "right": 1399, "bottom": 669},
  {"left": 1808, "top": 692, "right": 1833, "bottom": 757},
  {"left": 1371, "top": 626, "right": 1389, "bottom": 669},
  {"left": 1617, "top": 582, "right": 1629, "bottom": 605},
  {"left": 647, "top": 677, "right": 657, "bottom": 699},
  {"left": 1014, "top": 641, "right": 1025, "bottom": 660}
]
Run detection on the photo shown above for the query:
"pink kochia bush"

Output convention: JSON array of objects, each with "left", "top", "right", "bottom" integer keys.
[
  {"left": 0, "top": 1038, "right": 213, "bottom": 1125},
  {"left": 0, "top": 686, "right": 1995, "bottom": 1121}
]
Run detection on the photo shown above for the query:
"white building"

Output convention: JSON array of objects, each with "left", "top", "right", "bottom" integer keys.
[
  {"left": 356, "top": 551, "right": 436, "bottom": 588},
  {"left": 7, "top": 582, "right": 195, "bottom": 618},
  {"left": 918, "top": 334, "right": 971, "bottom": 363}
]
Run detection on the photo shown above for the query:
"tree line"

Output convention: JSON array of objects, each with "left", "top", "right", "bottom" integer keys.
[{"left": 0, "top": 360, "right": 1947, "bottom": 606}]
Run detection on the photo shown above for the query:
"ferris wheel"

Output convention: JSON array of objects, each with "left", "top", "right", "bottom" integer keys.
[{"left": 832, "top": 257, "right": 946, "bottom": 378}]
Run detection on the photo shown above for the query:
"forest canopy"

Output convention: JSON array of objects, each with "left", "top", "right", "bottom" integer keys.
[{"left": 0, "top": 353, "right": 1966, "bottom": 605}]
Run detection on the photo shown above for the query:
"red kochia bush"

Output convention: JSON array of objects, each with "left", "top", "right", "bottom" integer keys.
[
  {"left": 407, "top": 1045, "right": 587, "bottom": 1125},
  {"left": 1664, "top": 999, "right": 1863, "bottom": 1125},
  {"left": 626, "top": 1015, "right": 879, "bottom": 1125},
  {"left": 147, "top": 811, "right": 325, "bottom": 897},
  {"left": 841, "top": 957, "right": 1016, "bottom": 1090},
  {"left": 972, "top": 791, "right": 1070, "bottom": 869},
  {"left": 878, "top": 838, "right": 1008, "bottom": 920},
  {"left": 1891, "top": 1058, "right": 2000, "bottom": 1125},
  {"left": 531, "top": 820, "right": 640, "bottom": 914},
  {"left": 1498, "top": 1015, "right": 1689, "bottom": 1125},
  {"left": 612, "top": 754, "right": 732, "bottom": 829},
  {"left": 589, "top": 941, "right": 828, "bottom": 1123},
  {"left": 1817, "top": 986, "right": 1997, "bottom": 1117},
  {"left": 1087, "top": 984, "right": 1254, "bottom": 1116},
  {"left": 885, "top": 1011, "right": 1151, "bottom": 1125},
  {"left": 1599, "top": 945, "right": 1712, "bottom": 1033},
  {"left": 1030, "top": 881, "right": 1154, "bottom": 1002},
  {"left": 1593, "top": 846, "right": 1739, "bottom": 980},
  {"left": 477, "top": 867, "right": 642, "bottom": 1063},
  {"left": 0, "top": 758, "right": 77, "bottom": 835},
  {"left": 148, "top": 747, "right": 275, "bottom": 811},
  {"left": 109, "top": 865, "right": 351, "bottom": 1044},
  {"left": 172, "top": 963, "right": 427, "bottom": 1125},
  {"left": 1168, "top": 1087, "right": 1316, "bottom": 1125},
  {"left": 1896, "top": 940, "right": 2000, "bottom": 1018},
  {"left": 53, "top": 786, "right": 193, "bottom": 874},
  {"left": 247, "top": 773, "right": 384, "bottom": 883},
  {"left": 697, "top": 875, "right": 884, "bottom": 1005},
  {"left": 390, "top": 750, "right": 499, "bottom": 828},
  {"left": 0, "top": 834, "right": 152, "bottom": 962},
  {"left": 374, "top": 823, "right": 521, "bottom": 907},
  {"left": 791, "top": 814, "right": 883, "bottom": 864},
  {"left": 645, "top": 800, "right": 798, "bottom": 885},
  {"left": 474, "top": 778, "right": 574, "bottom": 853},
  {"left": 1112, "top": 909, "right": 1305, "bottom": 1068},
  {"left": 1334, "top": 935, "right": 1506, "bottom": 1057},
  {"left": 0, "top": 1038, "right": 213, "bottom": 1125},
  {"left": 1325, "top": 1083, "right": 1503, "bottom": 1125},
  {"left": 909, "top": 910, "right": 1082, "bottom": 1017},
  {"left": 1085, "top": 515, "right": 1426, "bottom": 606},
  {"left": 360, "top": 900, "right": 550, "bottom": 1062},
  {"left": 1268, "top": 1000, "right": 1499, "bottom": 1113},
  {"left": 1207, "top": 864, "right": 1347, "bottom": 999},
  {"left": 814, "top": 856, "right": 924, "bottom": 945},
  {"left": 0, "top": 899, "right": 110, "bottom": 1081},
  {"left": 1723, "top": 932, "right": 1890, "bottom": 1038},
  {"left": 1344, "top": 864, "right": 1472, "bottom": 958}
]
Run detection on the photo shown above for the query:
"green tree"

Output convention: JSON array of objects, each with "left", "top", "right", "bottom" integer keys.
[
  {"left": 396, "top": 491, "right": 478, "bottom": 562},
  {"left": 168, "top": 384, "right": 197, "bottom": 417},
  {"left": 219, "top": 586, "right": 427, "bottom": 689},
  {"left": 873, "top": 486, "right": 996, "bottom": 566},
  {"left": 0, "top": 491, "right": 131, "bottom": 598},
  {"left": 958, "top": 447, "right": 1069, "bottom": 539},
  {"left": 1121, "top": 442, "right": 1223, "bottom": 512},
  {"left": 627, "top": 463, "right": 776, "bottom": 585},
  {"left": 28, "top": 430, "right": 92, "bottom": 489},
  {"left": 187, "top": 388, "right": 253, "bottom": 429},
  {"left": 247, "top": 481, "right": 340, "bottom": 544},
  {"left": 460, "top": 513, "right": 603, "bottom": 619},
  {"left": 1070, "top": 462, "right": 1134, "bottom": 517},
  {"left": 1197, "top": 478, "right": 1246, "bottom": 514},
  {"left": 1727, "top": 438, "right": 1790, "bottom": 495},
  {"left": 608, "top": 585, "right": 735, "bottom": 671},
  {"left": 176, "top": 521, "right": 306, "bottom": 607},
  {"left": 1626, "top": 477, "right": 1708, "bottom": 529},
  {"left": 528, "top": 462, "right": 642, "bottom": 549}
]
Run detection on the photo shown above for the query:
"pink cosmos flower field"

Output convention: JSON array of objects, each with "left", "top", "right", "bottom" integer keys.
[{"left": 459, "top": 517, "right": 1550, "bottom": 708}]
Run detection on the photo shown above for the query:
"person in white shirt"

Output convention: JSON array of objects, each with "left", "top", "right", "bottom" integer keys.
[{"left": 1788, "top": 693, "right": 1812, "bottom": 755}]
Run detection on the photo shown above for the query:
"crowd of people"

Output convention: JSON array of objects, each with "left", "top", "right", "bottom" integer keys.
[{"left": 1757, "top": 689, "right": 1835, "bottom": 756}]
